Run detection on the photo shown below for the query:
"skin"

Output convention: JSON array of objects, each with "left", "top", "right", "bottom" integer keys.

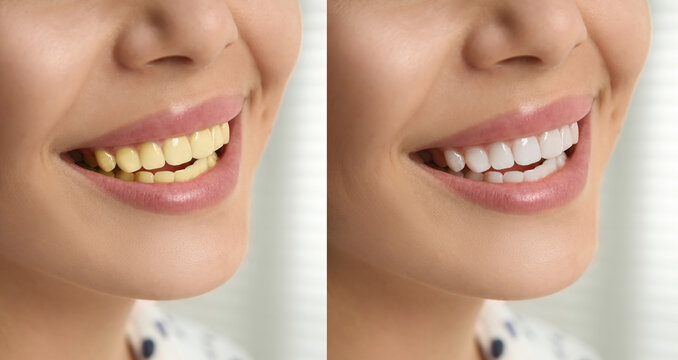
[
  {"left": 328, "top": 1, "right": 650, "bottom": 359},
  {"left": 0, "top": 1, "right": 301, "bottom": 359}
]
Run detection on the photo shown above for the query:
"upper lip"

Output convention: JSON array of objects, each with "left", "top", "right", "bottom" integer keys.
[
  {"left": 70, "top": 95, "right": 244, "bottom": 150},
  {"left": 424, "top": 95, "right": 593, "bottom": 149}
]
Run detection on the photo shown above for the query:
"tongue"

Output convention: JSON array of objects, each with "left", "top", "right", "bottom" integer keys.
[
  {"left": 495, "top": 159, "right": 544, "bottom": 173},
  {"left": 147, "top": 160, "right": 195, "bottom": 173}
]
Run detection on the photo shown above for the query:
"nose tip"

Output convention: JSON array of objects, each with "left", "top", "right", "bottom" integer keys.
[
  {"left": 114, "top": 0, "right": 238, "bottom": 71},
  {"left": 463, "top": 0, "right": 588, "bottom": 70}
]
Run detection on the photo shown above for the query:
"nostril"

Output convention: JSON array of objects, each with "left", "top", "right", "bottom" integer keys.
[
  {"left": 497, "top": 55, "right": 542, "bottom": 67},
  {"left": 147, "top": 55, "right": 194, "bottom": 67}
]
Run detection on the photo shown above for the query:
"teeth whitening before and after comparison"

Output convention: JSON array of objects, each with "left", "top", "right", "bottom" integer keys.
[{"left": 1, "top": 1, "right": 676, "bottom": 360}]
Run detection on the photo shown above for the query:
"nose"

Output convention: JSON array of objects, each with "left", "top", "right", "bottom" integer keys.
[
  {"left": 114, "top": 0, "right": 238, "bottom": 71},
  {"left": 463, "top": 0, "right": 588, "bottom": 70}
]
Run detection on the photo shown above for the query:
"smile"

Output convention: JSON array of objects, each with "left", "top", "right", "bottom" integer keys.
[
  {"left": 64, "top": 96, "right": 243, "bottom": 214},
  {"left": 71, "top": 122, "right": 230, "bottom": 183},
  {"left": 415, "top": 95, "right": 593, "bottom": 214},
  {"left": 421, "top": 121, "right": 578, "bottom": 183}
]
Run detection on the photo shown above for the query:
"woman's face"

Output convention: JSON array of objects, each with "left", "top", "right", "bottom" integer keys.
[
  {"left": 0, "top": 0, "right": 301, "bottom": 298},
  {"left": 329, "top": 0, "right": 650, "bottom": 299}
]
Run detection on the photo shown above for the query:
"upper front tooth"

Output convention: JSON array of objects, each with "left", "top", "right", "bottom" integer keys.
[
  {"left": 221, "top": 123, "right": 230, "bottom": 144},
  {"left": 94, "top": 149, "right": 116, "bottom": 172},
  {"left": 560, "top": 125, "right": 573, "bottom": 151},
  {"left": 189, "top": 129, "right": 214, "bottom": 159},
  {"left": 211, "top": 125, "right": 224, "bottom": 151},
  {"left": 139, "top": 142, "right": 165, "bottom": 170},
  {"left": 570, "top": 122, "right": 579, "bottom": 144},
  {"left": 538, "top": 129, "right": 563, "bottom": 159},
  {"left": 163, "top": 136, "right": 192, "bottom": 166},
  {"left": 443, "top": 149, "right": 466, "bottom": 172},
  {"left": 488, "top": 141, "right": 514, "bottom": 170},
  {"left": 116, "top": 147, "right": 141, "bottom": 173},
  {"left": 464, "top": 146, "right": 491, "bottom": 173},
  {"left": 512, "top": 136, "right": 541, "bottom": 165}
]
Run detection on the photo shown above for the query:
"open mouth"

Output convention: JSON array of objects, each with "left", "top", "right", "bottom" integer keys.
[
  {"left": 413, "top": 95, "right": 593, "bottom": 214},
  {"left": 417, "top": 121, "right": 579, "bottom": 183},
  {"left": 67, "top": 122, "right": 230, "bottom": 184},
  {"left": 61, "top": 95, "right": 243, "bottom": 214}
]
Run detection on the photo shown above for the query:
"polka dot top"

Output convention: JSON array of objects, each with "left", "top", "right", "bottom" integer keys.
[
  {"left": 475, "top": 300, "right": 601, "bottom": 360},
  {"left": 125, "top": 300, "right": 249, "bottom": 360}
]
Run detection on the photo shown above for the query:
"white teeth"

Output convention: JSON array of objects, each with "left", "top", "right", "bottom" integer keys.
[
  {"left": 435, "top": 122, "right": 578, "bottom": 183},
  {"left": 503, "top": 171, "right": 524, "bottom": 183},
  {"left": 465, "top": 171, "right": 484, "bottom": 181},
  {"left": 570, "top": 122, "right": 579, "bottom": 144},
  {"left": 523, "top": 168, "right": 542, "bottom": 182},
  {"left": 464, "top": 147, "right": 491, "bottom": 173},
  {"left": 488, "top": 142, "right": 514, "bottom": 170},
  {"left": 484, "top": 171, "right": 503, "bottom": 183},
  {"left": 538, "top": 129, "right": 563, "bottom": 159},
  {"left": 555, "top": 153, "right": 567, "bottom": 169},
  {"left": 560, "top": 125, "right": 573, "bottom": 151},
  {"left": 512, "top": 136, "right": 541, "bottom": 165},
  {"left": 443, "top": 149, "right": 466, "bottom": 172}
]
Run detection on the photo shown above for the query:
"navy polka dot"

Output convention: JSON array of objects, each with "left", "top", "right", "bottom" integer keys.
[
  {"left": 155, "top": 321, "right": 167, "bottom": 338},
  {"left": 504, "top": 321, "right": 517, "bottom": 338},
  {"left": 142, "top": 338, "right": 155, "bottom": 358},
  {"left": 491, "top": 338, "right": 504, "bottom": 358}
]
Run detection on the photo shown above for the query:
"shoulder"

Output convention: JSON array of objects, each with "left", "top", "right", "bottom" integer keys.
[
  {"left": 126, "top": 300, "right": 251, "bottom": 360},
  {"left": 475, "top": 300, "right": 600, "bottom": 360}
]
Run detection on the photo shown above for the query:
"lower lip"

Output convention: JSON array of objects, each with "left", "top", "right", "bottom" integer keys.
[
  {"left": 418, "top": 114, "right": 591, "bottom": 215},
  {"left": 68, "top": 116, "right": 241, "bottom": 215}
]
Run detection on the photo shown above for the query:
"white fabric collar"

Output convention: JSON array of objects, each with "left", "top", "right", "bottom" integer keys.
[
  {"left": 125, "top": 300, "right": 249, "bottom": 360},
  {"left": 475, "top": 300, "right": 600, "bottom": 360}
]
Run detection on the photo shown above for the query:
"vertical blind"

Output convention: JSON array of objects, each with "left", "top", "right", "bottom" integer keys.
[
  {"left": 512, "top": 2, "right": 678, "bottom": 360},
  {"left": 160, "top": 1, "right": 327, "bottom": 360}
]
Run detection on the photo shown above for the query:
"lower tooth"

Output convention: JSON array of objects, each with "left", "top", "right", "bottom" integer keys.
[
  {"left": 154, "top": 171, "right": 175, "bottom": 183},
  {"left": 116, "top": 171, "right": 135, "bottom": 182},
  {"left": 174, "top": 168, "right": 192, "bottom": 182},
  {"left": 503, "top": 171, "right": 524, "bottom": 183},
  {"left": 135, "top": 171, "right": 154, "bottom": 184},
  {"left": 484, "top": 171, "right": 503, "bottom": 183},
  {"left": 556, "top": 153, "right": 567, "bottom": 169},
  {"left": 465, "top": 171, "right": 484, "bottom": 181}
]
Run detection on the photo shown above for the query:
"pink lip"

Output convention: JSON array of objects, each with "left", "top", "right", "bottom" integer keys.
[
  {"left": 76, "top": 95, "right": 243, "bottom": 149},
  {"left": 67, "top": 97, "right": 243, "bottom": 215},
  {"left": 431, "top": 95, "right": 593, "bottom": 148},
  {"left": 418, "top": 97, "right": 593, "bottom": 214}
]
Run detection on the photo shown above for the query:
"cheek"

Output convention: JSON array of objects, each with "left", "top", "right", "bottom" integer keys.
[
  {"left": 582, "top": 1, "right": 651, "bottom": 90},
  {"left": 237, "top": 1, "right": 301, "bottom": 90},
  {"left": 0, "top": 16, "right": 104, "bottom": 156}
]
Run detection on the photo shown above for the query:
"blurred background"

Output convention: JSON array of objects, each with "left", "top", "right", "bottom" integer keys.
[
  {"left": 511, "top": 2, "right": 678, "bottom": 360},
  {"left": 160, "top": 1, "right": 326, "bottom": 360}
]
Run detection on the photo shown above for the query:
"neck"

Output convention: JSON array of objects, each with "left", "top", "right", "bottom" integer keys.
[
  {"left": 328, "top": 246, "right": 485, "bottom": 360},
  {"left": 0, "top": 259, "right": 135, "bottom": 360}
]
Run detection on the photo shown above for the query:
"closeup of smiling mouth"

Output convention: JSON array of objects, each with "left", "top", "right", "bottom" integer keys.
[
  {"left": 415, "top": 95, "right": 593, "bottom": 214},
  {"left": 70, "top": 121, "right": 231, "bottom": 183},
  {"left": 63, "top": 95, "right": 244, "bottom": 214}
]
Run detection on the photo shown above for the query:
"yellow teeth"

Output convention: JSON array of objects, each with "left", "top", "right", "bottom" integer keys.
[
  {"left": 82, "top": 122, "right": 230, "bottom": 183},
  {"left": 94, "top": 150, "right": 116, "bottom": 172},
  {"left": 163, "top": 136, "right": 192, "bottom": 166},
  {"left": 116, "top": 147, "right": 141, "bottom": 173},
  {"left": 139, "top": 142, "right": 165, "bottom": 170}
]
